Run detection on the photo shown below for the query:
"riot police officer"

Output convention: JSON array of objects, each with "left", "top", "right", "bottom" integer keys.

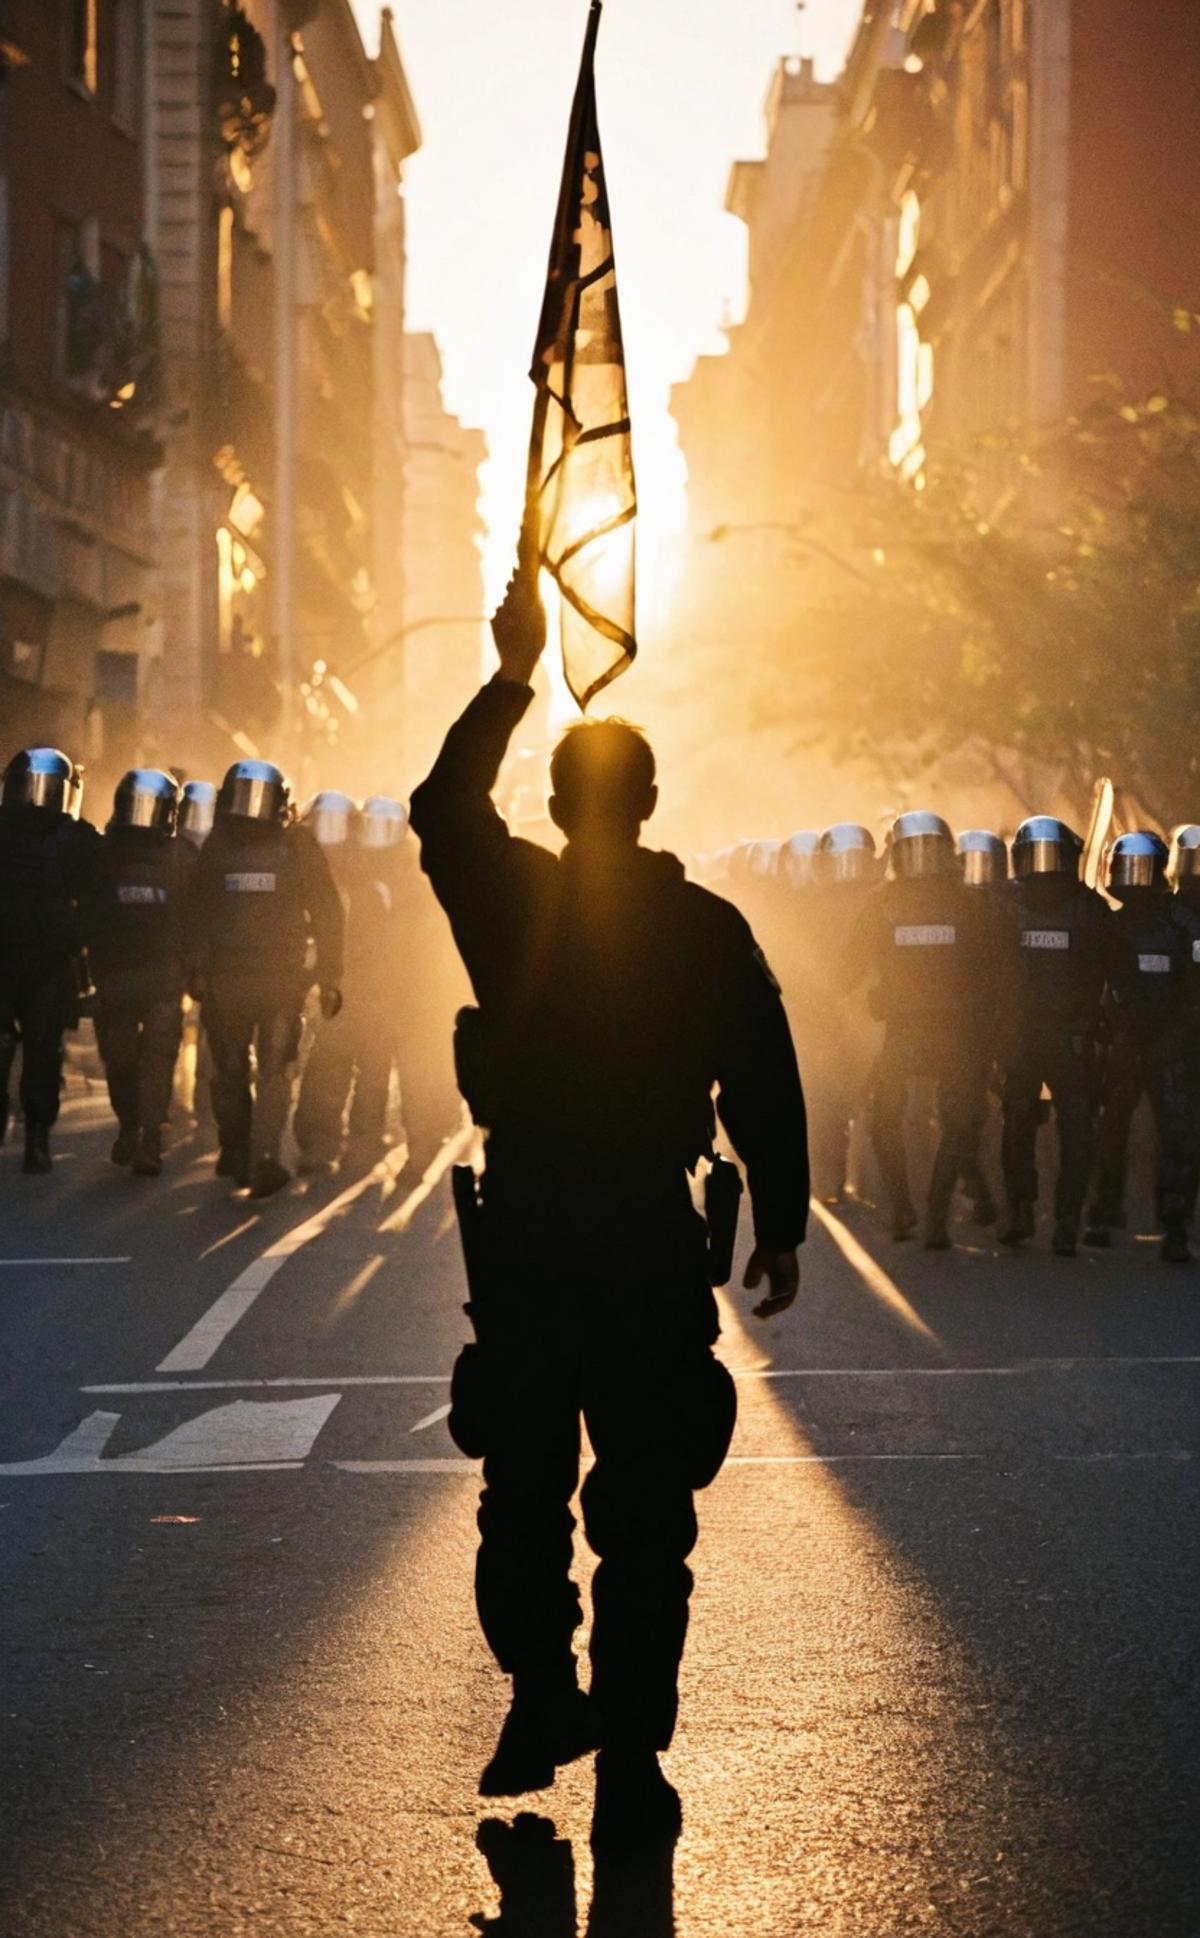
[
  {"left": 954, "top": 830, "right": 1011, "bottom": 1226},
  {"left": 178, "top": 780, "right": 217, "bottom": 849},
  {"left": 191, "top": 761, "right": 344, "bottom": 1197},
  {"left": 801, "top": 824, "right": 878, "bottom": 1204},
  {"left": 843, "top": 811, "right": 1007, "bottom": 1247},
  {"left": 0, "top": 748, "right": 101, "bottom": 1172},
  {"left": 410, "top": 556, "right": 809, "bottom": 1848},
  {"left": 1085, "top": 832, "right": 1199, "bottom": 1263},
  {"left": 999, "top": 817, "right": 1110, "bottom": 1255},
  {"left": 89, "top": 770, "right": 196, "bottom": 1176},
  {"left": 1170, "top": 826, "right": 1200, "bottom": 915}
]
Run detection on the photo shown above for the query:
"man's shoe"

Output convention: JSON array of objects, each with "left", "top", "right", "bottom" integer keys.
[
  {"left": 479, "top": 1687, "right": 597, "bottom": 1798},
  {"left": 590, "top": 1750, "right": 682, "bottom": 1853},
  {"left": 22, "top": 1124, "right": 52, "bottom": 1175},
  {"left": 1161, "top": 1225, "right": 1193, "bottom": 1265},
  {"left": 249, "top": 1158, "right": 291, "bottom": 1200},
  {"left": 891, "top": 1201, "right": 917, "bottom": 1242},
  {"left": 1083, "top": 1223, "right": 1112, "bottom": 1248},
  {"left": 999, "top": 1203, "right": 1035, "bottom": 1248},
  {"left": 132, "top": 1130, "right": 163, "bottom": 1178},
  {"left": 924, "top": 1218, "right": 951, "bottom": 1251},
  {"left": 216, "top": 1144, "right": 246, "bottom": 1180},
  {"left": 1051, "top": 1219, "right": 1078, "bottom": 1257},
  {"left": 111, "top": 1127, "right": 136, "bottom": 1166}
]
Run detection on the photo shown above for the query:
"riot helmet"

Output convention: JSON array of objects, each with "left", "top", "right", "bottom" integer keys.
[
  {"left": 216, "top": 759, "right": 290, "bottom": 825},
  {"left": 888, "top": 811, "right": 954, "bottom": 880},
  {"left": 179, "top": 780, "right": 217, "bottom": 847},
  {"left": 1, "top": 747, "right": 81, "bottom": 817},
  {"left": 817, "top": 823, "right": 876, "bottom": 885},
  {"left": 1011, "top": 816, "right": 1083, "bottom": 881},
  {"left": 747, "top": 839, "right": 781, "bottom": 880},
  {"left": 110, "top": 768, "right": 179, "bottom": 834},
  {"left": 1168, "top": 825, "right": 1200, "bottom": 887},
  {"left": 1106, "top": 830, "right": 1169, "bottom": 894},
  {"left": 957, "top": 829, "right": 1008, "bottom": 887},
  {"left": 359, "top": 796, "right": 409, "bottom": 849},
  {"left": 778, "top": 830, "right": 820, "bottom": 890},
  {"left": 302, "top": 789, "right": 358, "bottom": 849}
]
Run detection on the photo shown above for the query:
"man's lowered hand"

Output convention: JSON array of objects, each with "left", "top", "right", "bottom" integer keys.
[{"left": 743, "top": 1246, "right": 800, "bottom": 1320}]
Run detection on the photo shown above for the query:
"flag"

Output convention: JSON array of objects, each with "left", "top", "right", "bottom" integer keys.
[{"left": 526, "top": 0, "right": 637, "bottom": 711}]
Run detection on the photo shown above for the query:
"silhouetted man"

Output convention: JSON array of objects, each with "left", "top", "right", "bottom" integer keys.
[{"left": 410, "top": 555, "right": 809, "bottom": 1851}]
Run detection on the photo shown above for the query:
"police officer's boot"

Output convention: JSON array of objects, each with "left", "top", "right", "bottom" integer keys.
[
  {"left": 216, "top": 1143, "right": 250, "bottom": 1188},
  {"left": 1161, "top": 1222, "right": 1192, "bottom": 1265},
  {"left": 590, "top": 1748, "right": 682, "bottom": 1852},
  {"left": 22, "top": 1122, "right": 52, "bottom": 1176},
  {"left": 111, "top": 1123, "right": 136, "bottom": 1166},
  {"left": 999, "top": 1201, "right": 1035, "bottom": 1248},
  {"left": 479, "top": 1669, "right": 597, "bottom": 1799},
  {"left": 249, "top": 1156, "right": 291, "bottom": 1199},
  {"left": 1051, "top": 1217, "right": 1079, "bottom": 1257},
  {"left": 132, "top": 1127, "right": 163, "bottom": 1178}
]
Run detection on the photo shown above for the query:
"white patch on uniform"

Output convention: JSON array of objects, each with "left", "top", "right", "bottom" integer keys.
[
  {"left": 1192, "top": 940, "right": 1200, "bottom": 964},
  {"left": 1138, "top": 953, "right": 1171, "bottom": 973},
  {"left": 894, "top": 924, "right": 956, "bottom": 946},
  {"left": 116, "top": 885, "right": 164, "bottom": 905},
  {"left": 225, "top": 872, "right": 277, "bottom": 893},
  {"left": 753, "top": 946, "right": 781, "bottom": 992},
  {"left": 1022, "top": 928, "right": 1071, "bottom": 951}
]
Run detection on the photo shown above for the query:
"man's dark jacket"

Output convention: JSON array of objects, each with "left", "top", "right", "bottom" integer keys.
[{"left": 410, "top": 677, "right": 810, "bottom": 1251}]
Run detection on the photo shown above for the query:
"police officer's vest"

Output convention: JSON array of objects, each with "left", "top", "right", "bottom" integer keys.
[
  {"left": 875, "top": 878, "right": 978, "bottom": 1022},
  {"left": 204, "top": 822, "right": 309, "bottom": 981},
  {"left": 92, "top": 832, "right": 188, "bottom": 986},
  {"left": 0, "top": 806, "right": 91, "bottom": 961},
  {"left": 1009, "top": 880, "right": 1107, "bottom": 1029},
  {"left": 1107, "top": 896, "right": 1189, "bottom": 1035}
]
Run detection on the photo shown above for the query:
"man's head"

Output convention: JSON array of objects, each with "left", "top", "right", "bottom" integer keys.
[{"left": 548, "top": 718, "right": 657, "bottom": 842}]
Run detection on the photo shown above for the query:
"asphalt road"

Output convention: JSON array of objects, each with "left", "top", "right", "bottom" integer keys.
[{"left": 1, "top": 1079, "right": 1197, "bottom": 1938}]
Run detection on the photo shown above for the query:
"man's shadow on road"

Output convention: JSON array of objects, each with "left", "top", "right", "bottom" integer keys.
[{"left": 470, "top": 1812, "right": 676, "bottom": 1938}]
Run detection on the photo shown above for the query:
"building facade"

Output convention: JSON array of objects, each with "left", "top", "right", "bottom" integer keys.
[{"left": 0, "top": 0, "right": 160, "bottom": 789}]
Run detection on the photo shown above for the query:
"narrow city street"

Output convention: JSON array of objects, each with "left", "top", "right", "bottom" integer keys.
[{"left": 2, "top": 1086, "right": 1196, "bottom": 1938}]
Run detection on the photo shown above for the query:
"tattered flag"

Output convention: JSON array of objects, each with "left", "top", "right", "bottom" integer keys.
[{"left": 526, "top": 0, "right": 637, "bottom": 711}]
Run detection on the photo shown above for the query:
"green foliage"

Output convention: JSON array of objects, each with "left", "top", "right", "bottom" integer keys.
[{"left": 795, "top": 388, "right": 1200, "bottom": 825}]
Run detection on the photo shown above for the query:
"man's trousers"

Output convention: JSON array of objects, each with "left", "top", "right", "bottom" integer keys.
[
  {"left": 0, "top": 956, "right": 72, "bottom": 1130},
  {"left": 449, "top": 1191, "right": 736, "bottom": 1754},
  {"left": 1000, "top": 1029, "right": 1095, "bottom": 1222},
  {"left": 202, "top": 984, "right": 303, "bottom": 1167},
  {"left": 1091, "top": 1031, "right": 1198, "bottom": 1229},
  {"left": 96, "top": 987, "right": 183, "bottom": 1138}
]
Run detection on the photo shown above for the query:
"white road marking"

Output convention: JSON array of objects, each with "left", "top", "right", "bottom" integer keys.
[
  {"left": 0, "top": 1257, "right": 132, "bottom": 1267},
  {"left": 810, "top": 1200, "right": 941, "bottom": 1348},
  {"left": 156, "top": 1149, "right": 410, "bottom": 1373},
  {"left": 410, "top": 1402, "right": 453, "bottom": 1434},
  {"left": 0, "top": 1396, "right": 340, "bottom": 1476},
  {"left": 82, "top": 1355, "right": 1200, "bottom": 1399},
  {"left": 84, "top": 1374, "right": 450, "bottom": 1394}
]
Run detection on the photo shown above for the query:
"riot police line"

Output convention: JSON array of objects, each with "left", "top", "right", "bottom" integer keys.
[
  {"left": 713, "top": 812, "right": 1200, "bottom": 1264},
  {"left": 0, "top": 746, "right": 458, "bottom": 1198}
]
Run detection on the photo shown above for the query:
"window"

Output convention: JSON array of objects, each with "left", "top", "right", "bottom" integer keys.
[
  {"left": 113, "top": 0, "right": 141, "bottom": 135},
  {"left": 67, "top": 0, "right": 99, "bottom": 96}
]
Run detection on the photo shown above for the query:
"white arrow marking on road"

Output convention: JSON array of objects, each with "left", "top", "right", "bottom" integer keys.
[
  {"left": 0, "top": 1395, "right": 340, "bottom": 1475},
  {"left": 410, "top": 1403, "right": 452, "bottom": 1434}
]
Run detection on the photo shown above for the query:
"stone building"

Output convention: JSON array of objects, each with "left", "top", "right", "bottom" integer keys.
[{"left": 0, "top": 0, "right": 160, "bottom": 789}]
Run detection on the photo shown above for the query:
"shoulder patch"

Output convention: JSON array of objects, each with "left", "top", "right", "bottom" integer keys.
[{"left": 753, "top": 945, "right": 781, "bottom": 993}]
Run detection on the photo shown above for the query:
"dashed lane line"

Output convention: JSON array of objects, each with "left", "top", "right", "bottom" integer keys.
[{"left": 155, "top": 1131, "right": 471, "bottom": 1375}]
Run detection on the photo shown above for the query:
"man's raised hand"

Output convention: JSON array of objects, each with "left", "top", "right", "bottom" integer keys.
[{"left": 492, "top": 523, "right": 547, "bottom": 687}]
